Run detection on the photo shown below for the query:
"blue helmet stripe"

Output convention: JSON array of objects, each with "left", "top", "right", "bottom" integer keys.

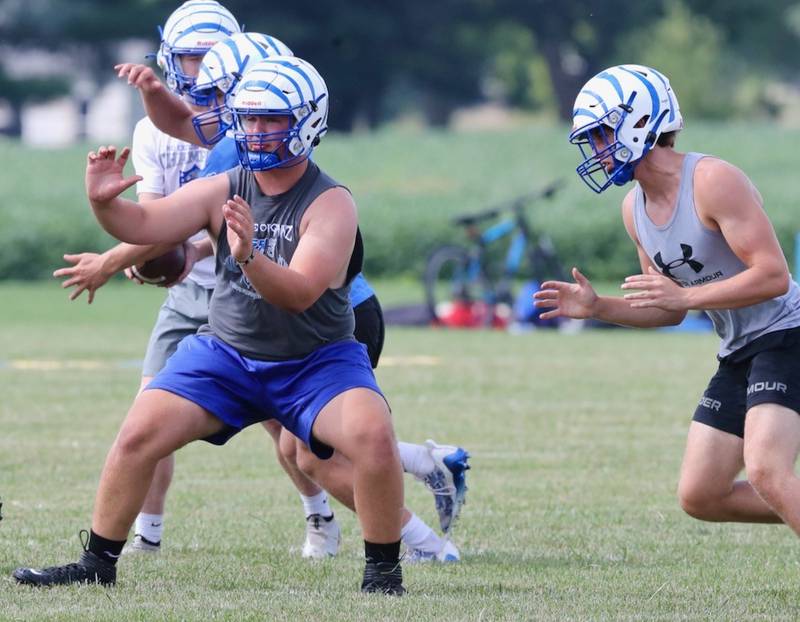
[
  {"left": 582, "top": 89, "right": 608, "bottom": 113},
  {"left": 620, "top": 67, "right": 659, "bottom": 123},
  {"left": 284, "top": 64, "right": 314, "bottom": 98},
  {"left": 198, "top": 49, "right": 224, "bottom": 83},
  {"left": 176, "top": 21, "right": 237, "bottom": 39},
  {"left": 262, "top": 35, "right": 283, "bottom": 56},
  {"left": 256, "top": 59, "right": 315, "bottom": 98},
  {"left": 573, "top": 107, "right": 600, "bottom": 121},
  {"left": 165, "top": 9, "right": 237, "bottom": 40},
  {"left": 239, "top": 80, "right": 292, "bottom": 107},
  {"left": 221, "top": 37, "right": 244, "bottom": 69},
  {"left": 597, "top": 71, "right": 624, "bottom": 101},
  {"left": 243, "top": 33, "right": 269, "bottom": 59},
  {"left": 643, "top": 68, "right": 675, "bottom": 124}
]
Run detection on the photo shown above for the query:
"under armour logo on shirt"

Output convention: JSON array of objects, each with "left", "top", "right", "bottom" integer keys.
[{"left": 654, "top": 244, "right": 704, "bottom": 278}]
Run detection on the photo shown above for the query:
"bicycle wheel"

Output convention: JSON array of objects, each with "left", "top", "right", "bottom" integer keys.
[
  {"left": 529, "top": 235, "right": 567, "bottom": 283},
  {"left": 423, "top": 245, "right": 480, "bottom": 325}
]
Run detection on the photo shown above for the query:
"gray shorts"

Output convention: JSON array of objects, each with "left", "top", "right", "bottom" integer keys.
[{"left": 141, "top": 280, "right": 214, "bottom": 377}]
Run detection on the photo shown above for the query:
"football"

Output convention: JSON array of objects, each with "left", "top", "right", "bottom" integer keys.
[{"left": 130, "top": 245, "right": 187, "bottom": 286}]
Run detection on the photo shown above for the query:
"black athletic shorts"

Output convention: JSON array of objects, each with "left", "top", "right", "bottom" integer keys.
[
  {"left": 693, "top": 326, "right": 800, "bottom": 437},
  {"left": 353, "top": 294, "right": 385, "bottom": 369}
]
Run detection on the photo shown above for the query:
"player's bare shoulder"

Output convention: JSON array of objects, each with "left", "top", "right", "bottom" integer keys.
[
  {"left": 694, "top": 157, "right": 762, "bottom": 216},
  {"left": 301, "top": 186, "right": 357, "bottom": 235}
]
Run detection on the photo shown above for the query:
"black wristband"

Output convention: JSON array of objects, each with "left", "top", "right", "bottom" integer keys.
[{"left": 235, "top": 249, "right": 255, "bottom": 266}]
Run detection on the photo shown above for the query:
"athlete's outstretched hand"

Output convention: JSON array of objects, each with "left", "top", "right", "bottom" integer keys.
[
  {"left": 621, "top": 266, "right": 689, "bottom": 311},
  {"left": 223, "top": 194, "right": 255, "bottom": 263},
  {"left": 533, "top": 267, "right": 598, "bottom": 320},
  {"left": 53, "top": 252, "right": 113, "bottom": 303},
  {"left": 115, "top": 63, "right": 163, "bottom": 95},
  {"left": 85, "top": 145, "right": 142, "bottom": 204}
]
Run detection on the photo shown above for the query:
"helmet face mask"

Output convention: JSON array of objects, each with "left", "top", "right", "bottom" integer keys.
[
  {"left": 191, "top": 99, "right": 234, "bottom": 144},
  {"left": 188, "top": 33, "right": 294, "bottom": 146},
  {"left": 570, "top": 65, "right": 683, "bottom": 194},
  {"left": 234, "top": 113, "right": 299, "bottom": 171},
  {"left": 230, "top": 57, "right": 328, "bottom": 172},
  {"left": 570, "top": 106, "right": 638, "bottom": 193},
  {"left": 166, "top": 52, "right": 206, "bottom": 93},
  {"left": 157, "top": 0, "right": 241, "bottom": 96}
]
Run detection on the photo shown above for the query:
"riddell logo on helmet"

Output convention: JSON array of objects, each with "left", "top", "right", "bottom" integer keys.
[
  {"left": 196, "top": 40, "right": 217, "bottom": 47},
  {"left": 240, "top": 100, "right": 261, "bottom": 106}
]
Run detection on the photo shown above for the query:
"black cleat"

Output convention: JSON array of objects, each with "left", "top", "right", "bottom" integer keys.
[
  {"left": 360, "top": 560, "right": 405, "bottom": 595},
  {"left": 13, "top": 550, "right": 116, "bottom": 587}
]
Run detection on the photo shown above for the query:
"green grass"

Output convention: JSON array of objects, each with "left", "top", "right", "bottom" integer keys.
[
  {"left": 4, "top": 121, "right": 800, "bottom": 281},
  {"left": 2, "top": 281, "right": 800, "bottom": 620}
]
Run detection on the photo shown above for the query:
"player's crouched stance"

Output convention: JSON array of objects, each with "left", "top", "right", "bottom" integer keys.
[
  {"left": 14, "top": 57, "right": 406, "bottom": 595},
  {"left": 537, "top": 64, "right": 800, "bottom": 541}
]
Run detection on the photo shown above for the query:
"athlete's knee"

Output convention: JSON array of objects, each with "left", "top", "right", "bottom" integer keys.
[
  {"left": 677, "top": 479, "right": 723, "bottom": 520},
  {"left": 279, "top": 429, "right": 299, "bottom": 464},
  {"left": 114, "top": 403, "right": 175, "bottom": 462},
  {"left": 348, "top": 414, "right": 398, "bottom": 470},
  {"left": 745, "top": 456, "right": 791, "bottom": 502},
  {"left": 113, "top": 419, "right": 163, "bottom": 462},
  {"left": 294, "top": 442, "right": 320, "bottom": 477}
]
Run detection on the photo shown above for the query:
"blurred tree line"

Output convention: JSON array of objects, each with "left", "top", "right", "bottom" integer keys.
[{"left": 0, "top": 0, "right": 799, "bottom": 131}]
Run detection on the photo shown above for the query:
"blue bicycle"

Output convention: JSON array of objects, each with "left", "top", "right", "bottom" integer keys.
[{"left": 423, "top": 181, "right": 566, "bottom": 327}]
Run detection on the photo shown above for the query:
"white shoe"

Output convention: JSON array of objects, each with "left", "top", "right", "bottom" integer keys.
[
  {"left": 405, "top": 539, "right": 460, "bottom": 564},
  {"left": 420, "top": 439, "right": 470, "bottom": 534},
  {"left": 122, "top": 534, "right": 161, "bottom": 555},
  {"left": 301, "top": 513, "right": 341, "bottom": 559}
]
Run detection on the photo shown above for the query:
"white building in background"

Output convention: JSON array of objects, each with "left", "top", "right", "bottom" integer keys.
[
  {"left": 21, "top": 97, "right": 78, "bottom": 146},
  {"left": 4, "top": 39, "right": 151, "bottom": 147},
  {"left": 22, "top": 81, "right": 135, "bottom": 146}
]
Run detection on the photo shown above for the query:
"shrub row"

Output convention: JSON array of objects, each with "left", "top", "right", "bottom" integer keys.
[{"left": 2, "top": 122, "right": 798, "bottom": 283}]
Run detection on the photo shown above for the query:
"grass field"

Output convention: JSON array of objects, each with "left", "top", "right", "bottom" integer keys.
[
  {"left": 2, "top": 281, "right": 800, "bottom": 620},
  {"left": 4, "top": 121, "right": 800, "bottom": 281}
]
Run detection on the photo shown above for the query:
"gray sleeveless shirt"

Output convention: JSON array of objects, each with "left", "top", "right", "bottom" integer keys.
[
  {"left": 199, "top": 162, "right": 356, "bottom": 360},
  {"left": 632, "top": 152, "right": 800, "bottom": 357}
]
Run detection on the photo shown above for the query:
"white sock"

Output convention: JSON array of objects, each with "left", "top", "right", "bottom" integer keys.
[
  {"left": 135, "top": 512, "right": 164, "bottom": 544},
  {"left": 397, "top": 442, "right": 435, "bottom": 478},
  {"left": 300, "top": 491, "right": 332, "bottom": 518},
  {"left": 400, "top": 512, "right": 443, "bottom": 553}
]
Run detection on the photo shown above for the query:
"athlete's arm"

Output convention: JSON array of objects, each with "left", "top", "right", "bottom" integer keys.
[
  {"left": 188, "top": 236, "right": 214, "bottom": 261},
  {"left": 53, "top": 192, "right": 172, "bottom": 302},
  {"left": 116, "top": 63, "right": 203, "bottom": 146},
  {"left": 86, "top": 145, "right": 225, "bottom": 245},
  {"left": 225, "top": 187, "right": 356, "bottom": 313},
  {"left": 677, "top": 158, "right": 789, "bottom": 309},
  {"left": 534, "top": 190, "right": 686, "bottom": 327}
]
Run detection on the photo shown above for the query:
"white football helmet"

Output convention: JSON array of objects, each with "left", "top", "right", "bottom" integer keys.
[
  {"left": 188, "top": 32, "right": 294, "bottom": 145},
  {"left": 157, "top": 0, "right": 241, "bottom": 95},
  {"left": 569, "top": 64, "right": 683, "bottom": 193},
  {"left": 231, "top": 56, "right": 329, "bottom": 171}
]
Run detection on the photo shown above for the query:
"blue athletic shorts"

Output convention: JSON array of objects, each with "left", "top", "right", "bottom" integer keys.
[{"left": 145, "top": 334, "right": 384, "bottom": 458}]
